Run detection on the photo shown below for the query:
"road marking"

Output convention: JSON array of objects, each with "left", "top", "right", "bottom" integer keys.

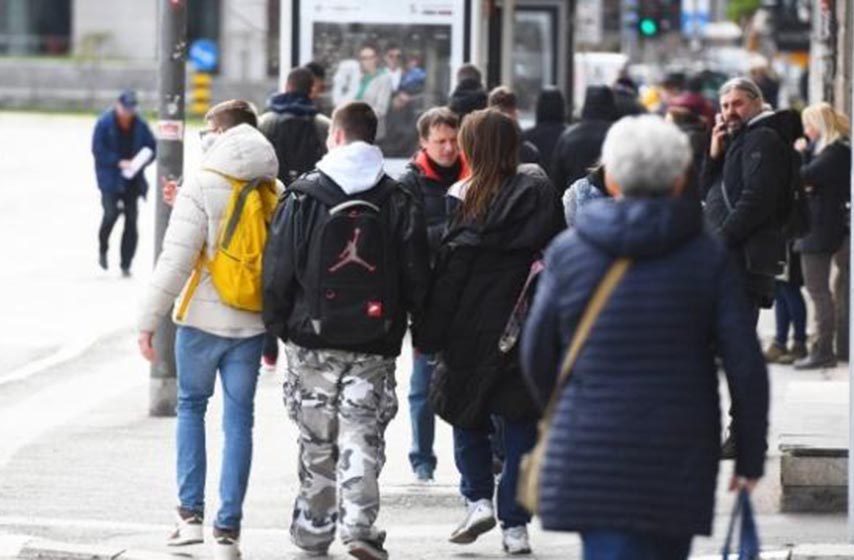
[{"left": 0, "top": 334, "right": 100, "bottom": 387}]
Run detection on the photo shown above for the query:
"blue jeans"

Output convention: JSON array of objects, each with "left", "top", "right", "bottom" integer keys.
[
  {"left": 582, "top": 530, "right": 692, "bottom": 560},
  {"left": 408, "top": 351, "right": 437, "bottom": 473},
  {"left": 175, "top": 326, "right": 264, "bottom": 531},
  {"left": 774, "top": 280, "right": 807, "bottom": 346},
  {"left": 453, "top": 417, "right": 537, "bottom": 528}
]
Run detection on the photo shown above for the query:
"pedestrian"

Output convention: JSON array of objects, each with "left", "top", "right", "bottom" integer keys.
[
  {"left": 488, "top": 85, "right": 542, "bottom": 165},
  {"left": 137, "top": 100, "right": 280, "bottom": 560},
  {"left": 91, "top": 89, "right": 156, "bottom": 276},
  {"left": 550, "top": 85, "right": 617, "bottom": 196},
  {"left": 612, "top": 75, "right": 646, "bottom": 118},
  {"left": 418, "top": 109, "right": 563, "bottom": 555},
  {"left": 670, "top": 74, "right": 716, "bottom": 125},
  {"left": 258, "top": 67, "right": 331, "bottom": 371},
  {"left": 398, "top": 107, "right": 470, "bottom": 482},
  {"left": 701, "top": 78, "right": 797, "bottom": 457},
  {"left": 765, "top": 243, "right": 808, "bottom": 364},
  {"left": 794, "top": 102, "right": 852, "bottom": 368},
  {"left": 262, "top": 101, "right": 429, "bottom": 559},
  {"left": 523, "top": 86, "right": 567, "bottom": 166},
  {"left": 562, "top": 164, "right": 608, "bottom": 228},
  {"left": 521, "top": 115, "right": 769, "bottom": 560},
  {"left": 448, "top": 63, "right": 488, "bottom": 120},
  {"left": 665, "top": 107, "right": 709, "bottom": 199}
]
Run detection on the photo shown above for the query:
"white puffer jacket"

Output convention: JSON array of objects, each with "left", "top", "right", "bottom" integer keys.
[{"left": 138, "top": 124, "right": 279, "bottom": 338}]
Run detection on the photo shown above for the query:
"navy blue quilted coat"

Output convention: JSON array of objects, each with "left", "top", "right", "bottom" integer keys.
[{"left": 521, "top": 196, "right": 769, "bottom": 537}]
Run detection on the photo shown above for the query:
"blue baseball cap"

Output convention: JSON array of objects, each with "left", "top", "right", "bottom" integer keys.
[{"left": 117, "top": 89, "right": 139, "bottom": 110}]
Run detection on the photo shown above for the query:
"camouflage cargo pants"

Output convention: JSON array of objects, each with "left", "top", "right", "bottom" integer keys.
[{"left": 283, "top": 343, "right": 398, "bottom": 551}]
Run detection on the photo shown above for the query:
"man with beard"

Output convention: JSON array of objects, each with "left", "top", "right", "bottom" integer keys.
[{"left": 702, "top": 77, "right": 793, "bottom": 459}]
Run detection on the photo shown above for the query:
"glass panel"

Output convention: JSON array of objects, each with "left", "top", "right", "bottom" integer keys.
[
  {"left": 0, "top": 0, "right": 71, "bottom": 56},
  {"left": 513, "top": 8, "right": 556, "bottom": 120}
]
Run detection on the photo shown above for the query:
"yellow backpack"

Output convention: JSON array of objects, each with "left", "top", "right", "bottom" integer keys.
[{"left": 176, "top": 172, "right": 279, "bottom": 321}]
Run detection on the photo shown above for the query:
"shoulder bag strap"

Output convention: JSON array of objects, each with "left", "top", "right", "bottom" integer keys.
[{"left": 540, "top": 258, "right": 632, "bottom": 422}]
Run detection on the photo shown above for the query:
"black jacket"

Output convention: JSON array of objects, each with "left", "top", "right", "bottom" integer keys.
[
  {"left": 449, "top": 78, "right": 488, "bottom": 119},
  {"left": 262, "top": 171, "right": 430, "bottom": 357},
  {"left": 418, "top": 171, "right": 564, "bottom": 429},
  {"left": 549, "top": 86, "right": 617, "bottom": 195},
  {"left": 796, "top": 140, "right": 851, "bottom": 254},
  {"left": 524, "top": 122, "right": 566, "bottom": 167},
  {"left": 520, "top": 140, "right": 542, "bottom": 166},
  {"left": 398, "top": 150, "right": 468, "bottom": 259},
  {"left": 701, "top": 112, "right": 793, "bottom": 307},
  {"left": 521, "top": 197, "right": 768, "bottom": 537},
  {"left": 258, "top": 92, "right": 328, "bottom": 185}
]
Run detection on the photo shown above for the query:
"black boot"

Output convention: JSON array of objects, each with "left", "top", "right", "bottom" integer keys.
[{"left": 794, "top": 344, "right": 837, "bottom": 370}]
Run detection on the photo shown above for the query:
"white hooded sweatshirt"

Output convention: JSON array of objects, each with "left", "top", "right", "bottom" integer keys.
[
  {"left": 316, "top": 140, "right": 386, "bottom": 195},
  {"left": 138, "top": 123, "right": 279, "bottom": 338}
]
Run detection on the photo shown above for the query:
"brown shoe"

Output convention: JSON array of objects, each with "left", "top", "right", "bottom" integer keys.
[
  {"left": 764, "top": 342, "right": 788, "bottom": 363},
  {"left": 788, "top": 341, "right": 808, "bottom": 362}
]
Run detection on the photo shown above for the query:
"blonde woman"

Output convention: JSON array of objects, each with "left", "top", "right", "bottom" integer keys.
[{"left": 794, "top": 102, "right": 852, "bottom": 368}]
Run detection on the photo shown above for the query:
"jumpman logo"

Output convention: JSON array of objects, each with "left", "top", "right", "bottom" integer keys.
[{"left": 329, "top": 228, "right": 376, "bottom": 273}]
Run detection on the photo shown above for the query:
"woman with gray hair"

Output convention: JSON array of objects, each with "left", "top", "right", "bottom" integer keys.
[{"left": 521, "top": 115, "right": 769, "bottom": 559}]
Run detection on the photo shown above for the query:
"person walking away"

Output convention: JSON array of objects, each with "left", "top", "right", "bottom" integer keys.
[
  {"left": 794, "top": 102, "right": 852, "bottom": 368},
  {"left": 398, "top": 107, "right": 470, "bottom": 482},
  {"left": 522, "top": 115, "right": 769, "bottom": 560},
  {"left": 562, "top": 164, "right": 608, "bottom": 228},
  {"left": 258, "top": 66, "right": 330, "bottom": 371},
  {"left": 262, "top": 101, "right": 429, "bottom": 560},
  {"left": 670, "top": 74, "right": 716, "bottom": 125},
  {"left": 488, "top": 86, "right": 542, "bottom": 165},
  {"left": 523, "top": 86, "right": 567, "bottom": 167},
  {"left": 137, "top": 100, "right": 280, "bottom": 560},
  {"left": 418, "top": 109, "right": 563, "bottom": 555},
  {"left": 449, "top": 64, "right": 488, "bottom": 121},
  {"left": 550, "top": 86, "right": 617, "bottom": 196},
  {"left": 92, "top": 89, "right": 156, "bottom": 276},
  {"left": 612, "top": 75, "right": 646, "bottom": 118}
]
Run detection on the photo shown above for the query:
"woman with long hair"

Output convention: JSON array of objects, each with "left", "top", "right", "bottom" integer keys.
[
  {"left": 417, "top": 109, "right": 563, "bottom": 555},
  {"left": 794, "top": 102, "right": 852, "bottom": 368}
]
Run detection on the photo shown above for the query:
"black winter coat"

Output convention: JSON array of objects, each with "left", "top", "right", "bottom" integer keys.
[
  {"left": 550, "top": 120, "right": 612, "bottom": 196},
  {"left": 701, "top": 112, "right": 792, "bottom": 307},
  {"left": 398, "top": 151, "right": 467, "bottom": 259},
  {"left": 521, "top": 197, "right": 769, "bottom": 537},
  {"left": 796, "top": 140, "right": 851, "bottom": 254},
  {"left": 418, "top": 172, "right": 564, "bottom": 430},
  {"left": 524, "top": 121, "right": 566, "bottom": 167},
  {"left": 262, "top": 172, "right": 430, "bottom": 357}
]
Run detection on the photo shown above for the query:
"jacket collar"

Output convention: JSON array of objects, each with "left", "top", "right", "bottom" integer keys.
[{"left": 413, "top": 149, "right": 470, "bottom": 183}]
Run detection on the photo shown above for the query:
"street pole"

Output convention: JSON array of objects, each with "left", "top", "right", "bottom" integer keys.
[
  {"left": 501, "top": 0, "right": 516, "bottom": 87},
  {"left": 150, "top": 0, "right": 187, "bottom": 417},
  {"left": 565, "top": 0, "right": 576, "bottom": 119},
  {"left": 847, "top": 0, "right": 854, "bottom": 539}
]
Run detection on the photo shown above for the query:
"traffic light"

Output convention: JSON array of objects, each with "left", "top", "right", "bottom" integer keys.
[
  {"left": 637, "top": 0, "right": 662, "bottom": 37},
  {"left": 639, "top": 16, "right": 660, "bottom": 36}
]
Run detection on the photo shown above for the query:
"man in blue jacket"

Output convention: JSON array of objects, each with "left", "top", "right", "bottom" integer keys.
[{"left": 92, "top": 90, "right": 156, "bottom": 276}]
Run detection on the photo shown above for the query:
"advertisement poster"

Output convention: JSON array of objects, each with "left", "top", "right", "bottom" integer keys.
[{"left": 299, "top": 0, "right": 466, "bottom": 157}]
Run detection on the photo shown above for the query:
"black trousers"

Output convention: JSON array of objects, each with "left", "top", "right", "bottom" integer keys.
[{"left": 98, "top": 187, "right": 139, "bottom": 270}]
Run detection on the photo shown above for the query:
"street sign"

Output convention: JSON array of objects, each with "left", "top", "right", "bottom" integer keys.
[
  {"left": 188, "top": 38, "right": 218, "bottom": 72},
  {"left": 681, "top": 0, "right": 710, "bottom": 36},
  {"left": 577, "top": 0, "right": 604, "bottom": 45}
]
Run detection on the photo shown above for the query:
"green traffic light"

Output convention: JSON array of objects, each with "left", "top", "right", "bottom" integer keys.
[{"left": 639, "top": 18, "right": 659, "bottom": 36}]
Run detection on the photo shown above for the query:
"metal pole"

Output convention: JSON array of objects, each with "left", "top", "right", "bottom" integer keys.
[
  {"left": 150, "top": 0, "right": 187, "bottom": 417},
  {"left": 565, "top": 0, "right": 576, "bottom": 119},
  {"left": 501, "top": 0, "right": 516, "bottom": 86},
  {"left": 279, "top": 0, "right": 293, "bottom": 88},
  {"left": 847, "top": 0, "right": 854, "bottom": 539}
]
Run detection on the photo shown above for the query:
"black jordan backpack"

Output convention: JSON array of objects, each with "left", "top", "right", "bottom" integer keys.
[{"left": 289, "top": 173, "right": 400, "bottom": 345}]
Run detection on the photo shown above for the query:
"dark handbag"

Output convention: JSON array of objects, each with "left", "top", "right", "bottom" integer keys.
[
  {"left": 720, "top": 181, "right": 785, "bottom": 276},
  {"left": 721, "top": 489, "right": 760, "bottom": 560},
  {"left": 498, "top": 258, "right": 545, "bottom": 354}
]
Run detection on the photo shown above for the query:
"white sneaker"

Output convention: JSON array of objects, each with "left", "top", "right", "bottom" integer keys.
[
  {"left": 167, "top": 510, "right": 203, "bottom": 546},
  {"left": 449, "top": 499, "right": 497, "bottom": 544},
  {"left": 213, "top": 533, "right": 241, "bottom": 560},
  {"left": 502, "top": 525, "right": 532, "bottom": 555}
]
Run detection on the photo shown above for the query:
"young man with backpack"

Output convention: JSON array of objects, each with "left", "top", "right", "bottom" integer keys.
[
  {"left": 137, "top": 99, "right": 280, "bottom": 560},
  {"left": 263, "top": 101, "right": 429, "bottom": 559},
  {"left": 258, "top": 66, "right": 331, "bottom": 371}
]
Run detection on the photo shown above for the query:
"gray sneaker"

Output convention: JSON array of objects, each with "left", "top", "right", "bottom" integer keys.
[{"left": 449, "top": 499, "right": 497, "bottom": 544}]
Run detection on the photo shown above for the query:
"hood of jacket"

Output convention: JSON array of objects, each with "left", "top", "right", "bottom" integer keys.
[
  {"left": 576, "top": 196, "right": 703, "bottom": 258},
  {"left": 449, "top": 78, "right": 488, "bottom": 117},
  {"left": 536, "top": 87, "right": 566, "bottom": 124},
  {"left": 747, "top": 108, "right": 803, "bottom": 144},
  {"left": 202, "top": 123, "right": 279, "bottom": 180},
  {"left": 581, "top": 85, "right": 618, "bottom": 122},
  {"left": 266, "top": 91, "right": 318, "bottom": 117},
  {"left": 316, "top": 141, "right": 385, "bottom": 195},
  {"left": 448, "top": 172, "right": 560, "bottom": 251}
]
